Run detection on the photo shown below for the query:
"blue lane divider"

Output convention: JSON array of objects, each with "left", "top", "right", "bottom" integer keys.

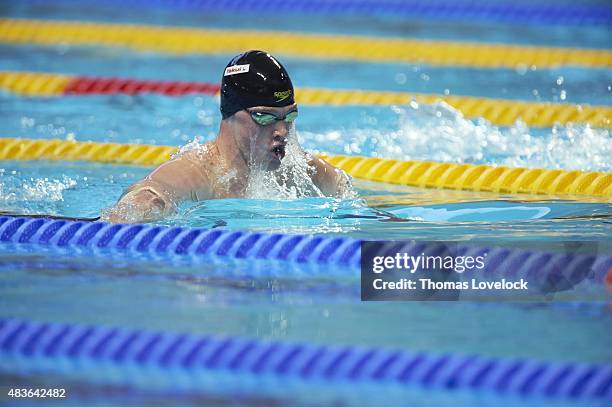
[
  {"left": 28, "top": 0, "right": 612, "bottom": 26},
  {"left": 0, "top": 216, "right": 361, "bottom": 269},
  {"left": 0, "top": 318, "right": 610, "bottom": 399},
  {"left": 1, "top": 216, "right": 610, "bottom": 288},
  {"left": 456, "top": 243, "right": 611, "bottom": 287}
]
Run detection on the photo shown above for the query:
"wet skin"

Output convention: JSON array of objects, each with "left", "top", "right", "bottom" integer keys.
[{"left": 104, "top": 104, "right": 351, "bottom": 223}]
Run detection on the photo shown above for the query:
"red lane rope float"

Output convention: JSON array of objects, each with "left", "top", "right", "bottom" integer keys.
[
  {"left": 605, "top": 268, "right": 612, "bottom": 293},
  {"left": 64, "top": 76, "right": 221, "bottom": 96}
]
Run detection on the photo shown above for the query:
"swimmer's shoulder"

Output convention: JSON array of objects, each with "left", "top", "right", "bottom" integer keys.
[{"left": 142, "top": 144, "right": 216, "bottom": 201}]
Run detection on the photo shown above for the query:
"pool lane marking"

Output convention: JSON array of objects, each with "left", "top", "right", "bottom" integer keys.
[
  {"left": 1, "top": 216, "right": 610, "bottom": 286},
  {"left": 0, "top": 71, "right": 73, "bottom": 96},
  {"left": 1, "top": 317, "right": 611, "bottom": 400},
  {"left": 0, "top": 138, "right": 177, "bottom": 166},
  {"left": 1, "top": 71, "right": 610, "bottom": 129},
  {"left": 0, "top": 18, "right": 611, "bottom": 69},
  {"left": 24, "top": 0, "right": 612, "bottom": 26},
  {"left": 0, "top": 138, "right": 610, "bottom": 198}
]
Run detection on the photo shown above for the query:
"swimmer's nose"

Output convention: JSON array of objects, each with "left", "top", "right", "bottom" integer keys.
[{"left": 272, "top": 119, "right": 290, "bottom": 138}]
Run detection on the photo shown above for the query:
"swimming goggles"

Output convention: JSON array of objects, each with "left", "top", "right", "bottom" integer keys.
[{"left": 248, "top": 109, "right": 298, "bottom": 126}]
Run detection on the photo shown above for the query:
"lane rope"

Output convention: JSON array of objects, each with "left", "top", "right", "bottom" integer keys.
[
  {"left": 25, "top": 0, "right": 612, "bottom": 26},
  {"left": 0, "top": 216, "right": 610, "bottom": 285},
  {"left": 0, "top": 18, "right": 610, "bottom": 69},
  {"left": 0, "top": 138, "right": 176, "bottom": 166},
  {"left": 1, "top": 138, "right": 609, "bottom": 197},
  {"left": 1, "top": 71, "right": 610, "bottom": 129},
  {"left": 1, "top": 318, "right": 610, "bottom": 399},
  {"left": 0, "top": 216, "right": 362, "bottom": 269},
  {"left": 322, "top": 154, "right": 612, "bottom": 197}
]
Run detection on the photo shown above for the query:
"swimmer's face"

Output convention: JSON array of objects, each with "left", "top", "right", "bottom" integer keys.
[{"left": 232, "top": 103, "right": 297, "bottom": 171}]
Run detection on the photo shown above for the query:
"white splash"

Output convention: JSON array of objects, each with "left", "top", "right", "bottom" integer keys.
[
  {"left": 246, "top": 124, "right": 357, "bottom": 200},
  {"left": 172, "top": 135, "right": 208, "bottom": 159},
  {"left": 301, "top": 101, "right": 610, "bottom": 172},
  {"left": 0, "top": 175, "right": 77, "bottom": 203}
]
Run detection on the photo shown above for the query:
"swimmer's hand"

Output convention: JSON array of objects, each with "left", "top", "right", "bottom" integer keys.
[
  {"left": 335, "top": 170, "right": 357, "bottom": 199},
  {"left": 308, "top": 156, "right": 357, "bottom": 198},
  {"left": 102, "top": 185, "right": 176, "bottom": 224}
]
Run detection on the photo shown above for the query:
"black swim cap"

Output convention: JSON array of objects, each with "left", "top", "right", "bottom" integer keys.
[{"left": 220, "top": 50, "right": 295, "bottom": 119}]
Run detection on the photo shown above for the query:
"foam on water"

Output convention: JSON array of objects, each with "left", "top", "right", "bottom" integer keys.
[
  {"left": 0, "top": 169, "right": 77, "bottom": 204},
  {"left": 302, "top": 101, "right": 611, "bottom": 172}
]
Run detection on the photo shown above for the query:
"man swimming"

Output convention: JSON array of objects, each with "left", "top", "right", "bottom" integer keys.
[{"left": 104, "top": 50, "right": 352, "bottom": 223}]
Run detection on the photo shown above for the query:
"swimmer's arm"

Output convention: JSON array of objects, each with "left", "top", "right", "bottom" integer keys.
[
  {"left": 103, "top": 153, "right": 209, "bottom": 223},
  {"left": 103, "top": 182, "right": 176, "bottom": 223},
  {"left": 308, "top": 156, "right": 354, "bottom": 198}
]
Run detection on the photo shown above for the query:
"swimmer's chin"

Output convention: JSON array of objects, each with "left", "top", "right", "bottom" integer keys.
[
  {"left": 265, "top": 159, "right": 282, "bottom": 171},
  {"left": 251, "top": 152, "right": 283, "bottom": 171}
]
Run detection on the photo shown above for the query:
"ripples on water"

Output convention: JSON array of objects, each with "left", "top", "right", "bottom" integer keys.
[{"left": 1, "top": 161, "right": 610, "bottom": 240}]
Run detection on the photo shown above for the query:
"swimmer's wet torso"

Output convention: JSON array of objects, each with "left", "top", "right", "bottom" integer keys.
[{"left": 104, "top": 51, "right": 353, "bottom": 223}]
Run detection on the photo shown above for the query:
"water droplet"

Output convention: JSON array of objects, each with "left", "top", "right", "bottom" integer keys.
[
  {"left": 394, "top": 73, "right": 407, "bottom": 84},
  {"left": 515, "top": 64, "right": 528, "bottom": 75},
  {"left": 56, "top": 42, "right": 69, "bottom": 55},
  {"left": 20, "top": 117, "right": 35, "bottom": 128}
]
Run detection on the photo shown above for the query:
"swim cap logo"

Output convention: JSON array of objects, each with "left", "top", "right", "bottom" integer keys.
[
  {"left": 224, "top": 64, "right": 250, "bottom": 76},
  {"left": 274, "top": 90, "right": 292, "bottom": 102}
]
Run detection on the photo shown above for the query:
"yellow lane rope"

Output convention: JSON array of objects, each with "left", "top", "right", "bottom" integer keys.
[
  {"left": 0, "top": 71, "right": 72, "bottom": 96},
  {"left": 0, "top": 18, "right": 611, "bottom": 69},
  {"left": 0, "top": 72, "right": 73, "bottom": 96},
  {"left": 1, "top": 71, "right": 610, "bottom": 128},
  {"left": 0, "top": 138, "right": 175, "bottom": 166},
  {"left": 321, "top": 154, "right": 611, "bottom": 197},
  {"left": 1, "top": 138, "right": 609, "bottom": 197},
  {"left": 297, "top": 88, "right": 612, "bottom": 128}
]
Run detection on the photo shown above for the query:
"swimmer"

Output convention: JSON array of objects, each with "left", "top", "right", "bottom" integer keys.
[{"left": 104, "top": 50, "right": 352, "bottom": 223}]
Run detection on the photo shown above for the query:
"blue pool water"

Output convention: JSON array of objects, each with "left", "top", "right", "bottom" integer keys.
[
  {"left": 1, "top": 160, "right": 610, "bottom": 239},
  {"left": 0, "top": 1, "right": 611, "bottom": 406}
]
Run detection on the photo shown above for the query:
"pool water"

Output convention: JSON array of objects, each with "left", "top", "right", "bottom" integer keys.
[
  {"left": 0, "top": 0, "right": 611, "bottom": 405},
  {"left": 0, "top": 160, "right": 610, "bottom": 239}
]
